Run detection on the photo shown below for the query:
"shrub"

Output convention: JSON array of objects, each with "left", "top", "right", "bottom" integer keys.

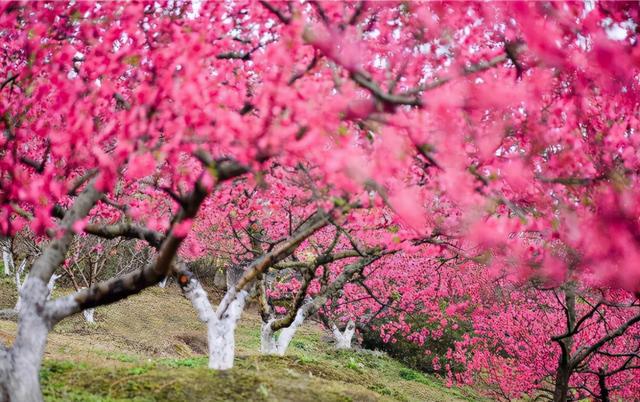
[{"left": 360, "top": 313, "right": 474, "bottom": 376}]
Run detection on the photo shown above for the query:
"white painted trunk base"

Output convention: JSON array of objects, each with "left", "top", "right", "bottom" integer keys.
[
  {"left": 0, "top": 343, "right": 10, "bottom": 402},
  {"left": 46, "top": 274, "right": 60, "bottom": 299},
  {"left": 208, "top": 290, "right": 247, "bottom": 370},
  {"left": 260, "top": 307, "right": 308, "bottom": 356},
  {"left": 3, "top": 278, "right": 51, "bottom": 402},
  {"left": 181, "top": 278, "right": 247, "bottom": 370},
  {"left": 1, "top": 242, "right": 11, "bottom": 276},
  {"left": 2, "top": 275, "right": 90, "bottom": 401},
  {"left": 83, "top": 308, "right": 95, "bottom": 324},
  {"left": 332, "top": 320, "right": 355, "bottom": 349},
  {"left": 1, "top": 182, "right": 102, "bottom": 401},
  {"left": 14, "top": 261, "right": 27, "bottom": 312},
  {"left": 14, "top": 296, "right": 22, "bottom": 314},
  {"left": 207, "top": 319, "right": 236, "bottom": 370}
]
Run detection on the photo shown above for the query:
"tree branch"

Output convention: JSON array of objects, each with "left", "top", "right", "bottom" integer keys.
[
  {"left": 259, "top": 1, "right": 291, "bottom": 24},
  {"left": 571, "top": 312, "right": 640, "bottom": 368},
  {"left": 216, "top": 209, "right": 331, "bottom": 318}
]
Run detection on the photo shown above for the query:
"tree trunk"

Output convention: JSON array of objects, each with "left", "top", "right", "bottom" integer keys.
[
  {"left": 1, "top": 278, "right": 52, "bottom": 402},
  {"left": 332, "top": 320, "right": 355, "bottom": 349},
  {"left": 226, "top": 264, "right": 245, "bottom": 290},
  {"left": 46, "top": 274, "right": 60, "bottom": 299},
  {"left": 0, "top": 182, "right": 101, "bottom": 401},
  {"left": 180, "top": 275, "right": 247, "bottom": 370},
  {"left": 260, "top": 322, "right": 279, "bottom": 355},
  {"left": 83, "top": 308, "right": 95, "bottom": 324},
  {"left": 158, "top": 276, "right": 168, "bottom": 288},
  {"left": 208, "top": 289, "right": 247, "bottom": 369},
  {"left": 207, "top": 318, "right": 236, "bottom": 370},
  {"left": 0, "top": 344, "right": 10, "bottom": 402},
  {"left": 1, "top": 240, "right": 12, "bottom": 276},
  {"left": 552, "top": 367, "right": 571, "bottom": 402},
  {"left": 14, "top": 296, "right": 22, "bottom": 314},
  {"left": 13, "top": 261, "right": 27, "bottom": 312},
  {"left": 260, "top": 306, "right": 308, "bottom": 356},
  {"left": 597, "top": 369, "right": 610, "bottom": 402}
]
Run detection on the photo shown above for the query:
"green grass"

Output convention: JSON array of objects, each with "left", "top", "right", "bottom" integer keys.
[
  {"left": 38, "top": 346, "right": 486, "bottom": 402},
  {"left": 0, "top": 280, "right": 486, "bottom": 401}
]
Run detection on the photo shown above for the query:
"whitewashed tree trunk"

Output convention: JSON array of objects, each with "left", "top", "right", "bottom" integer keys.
[
  {"left": 209, "top": 289, "right": 248, "bottom": 369},
  {"left": 0, "top": 344, "right": 9, "bottom": 402},
  {"left": 83, "top": 308, "right": 95, "bottom": 324},
  {"left": 46, "top": 273, "right": 61, "bottom": 299},
  {"left": 14, "top": 261, "right": 27, "bottom": 312},
  {"left": 207, "top": 314, "right": 238, "bottom": 370},
  {"left": 2, "top": 253, "right": 10, "bottom": 276},
  {"left": 259, "top": 255, "right": 381, "bottom": 357},
  {"left": 72, "top": 287, "right": 96, "bottom": 323},
  {"left": 1, "top": 239, "right": 12, "bottom": 276},
  {"left": 260, "top": 321, "right": 278, "bottom": 355},
  {"left": 3, "top": 278, "right": 52, "bottom": 402},
  {"left": 0, "top": 182, "right": 102, "bottom": 401},
  {"left": 332, "top": 320, "right": 355, "bottom": 349},
  {"left": 158, "top": 276, "right": 169, "bottom": 288},
  {"left": 260, "top": 305, "right": 309, "bottom": 356},
  {"left": 14, "top": 290, "right": 24, "bottom": 313},
  {"left": 181, "top": 277, "right": 248, "bottom": 370}
]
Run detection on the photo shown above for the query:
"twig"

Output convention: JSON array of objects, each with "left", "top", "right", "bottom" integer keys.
[{"left": 259, "top": 1, "right": 291, "bottom": 24}]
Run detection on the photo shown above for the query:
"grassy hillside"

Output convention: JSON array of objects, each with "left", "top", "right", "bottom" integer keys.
[{"left": 0, "top": 277, "right": 484, "bottom": 402}]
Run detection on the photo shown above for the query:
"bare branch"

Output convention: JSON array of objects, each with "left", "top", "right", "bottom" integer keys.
[
  {"left": 217, "top": 209, "right": 331, "bottom": 317},
  {"left": 571, "top": 312, "right": 640, "bottom": 368},
  {"left": 288, "top": 52, "right": 319, "bottom": 85},
  {"left": 0, "top": 72, "right": 18, "bottom": 91},
  {"left": 259, "top": 1, "right": 291, "bottom": 24},
  {"left": 84, "top": 222, "right": 164, "bottom": 250}
]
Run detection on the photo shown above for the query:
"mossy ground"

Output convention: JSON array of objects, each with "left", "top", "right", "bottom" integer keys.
[{"left": 0, "top": 278, "right": 484, "bottom": 401}]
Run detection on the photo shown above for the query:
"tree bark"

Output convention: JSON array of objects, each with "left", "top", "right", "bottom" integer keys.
[
  {"left": 332, "top": 320, "right": 355, "bottom": 349},
  {"left": 13, "top": 261, "right": 26, "bottom": 312},
  {"left": 158, "top": 276, "right": 169, "bottom": 288},
  {"left": 0, "top": 344, "right": 9, "bottom": 402},
  {"left": 552, "top": 366, "right": 571, "bottom": 402},
  {"left": 208, "top": 289, "right": 247, "bottom": 370},
  {"left": 261, "top": 305, "right": 309, "bottom": 356},
  {"left": 226, "top": 264, "right": 245, "bottom": 291},
  {"left": 46, "top": 274, "right": 60, "bottom": 299},
  {"left": 83, "top": 308, "right": 95, "bottom": 324},
  {"left": 1, "top": 239, "right": 12, "bottom": 276},
  {"left": 180, "top": 275, "right": 247, "bottom": 370},
  {"left": 261, "top": 254, "right": 384, "bottom": 356},
  {"left": 551, "top": 283, "right": 576, "bottom": 402},
  {"left": 0, "top": 184, "right": 102, "bottom": 401},
  {"left": 597, "top": 369, "right": 610, "bottom": 402},
  {"left": 3, "top": 279, "right": 52, "bottom": 402}
]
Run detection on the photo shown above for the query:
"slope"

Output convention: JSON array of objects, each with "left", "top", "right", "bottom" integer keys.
[{"left": 0, "top": 277, "right": 483, "bottom": 402}]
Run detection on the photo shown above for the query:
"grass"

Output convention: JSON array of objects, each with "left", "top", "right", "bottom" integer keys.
[{"left": 0, "top": 280, "right": 485, "bottom": 401}]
